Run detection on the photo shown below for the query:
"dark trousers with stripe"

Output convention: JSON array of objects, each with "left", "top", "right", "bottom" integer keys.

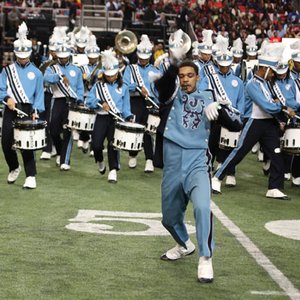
[
  {"left": 1, "top": 105, "right": 36, "bottom": 177},
  {"left": 40, "top": 91, "right": 53, "bottom": 153},
  {"left": 91, "top": 114, "right": 119, "bottom": 171},
  {"left": 49, "top": 98, "right": 73, "bottom": 165},
  {"left": 215, "top": 118, "right": 284, "bottom": 190},
  {"left": 129, "top": 96, "right": 153, "bottom": 160}
]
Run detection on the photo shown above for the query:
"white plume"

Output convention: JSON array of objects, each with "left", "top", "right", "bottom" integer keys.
[
  {"left": 87, "top": 35, "right": 97, "bottom": 47},
  {"left": 202, "top": 29, "right": 213, "bottom": 46},
  {"left": 245, "top": 34, "right": 256, "bottom": 47},
  {"left": 137, "top": 34, "right": 153, "bottom": 51},
  {"left": 290, "top": 39, "right": 300, "bottom": 50},
  {"left": 169, "top": 29, "right": 184, "bottom": 48},
  {"left": 17, "top": 22, "right": 28, "bottom": 42},
  {"left": 101, "top": 49, "right": 118, "bottom": 70},
  {"left": 192, "top": 41, "right": 199, "bottom": 49},
  {"left": 233, "top": 38, "right": 243, "bottom": 50},
  {"left": 279, "top": 45, "right": 292, "bottom": 65},
  {"left": 215, "top": 35, "right": 229, "bottom": 55},
  {"left": 148, "top": 70, "right": 162, "bottom": 82}
]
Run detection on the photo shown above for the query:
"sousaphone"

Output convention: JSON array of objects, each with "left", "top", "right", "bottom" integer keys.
[{"left": 115, "top": 30, "right": 138, "bottom": 55}]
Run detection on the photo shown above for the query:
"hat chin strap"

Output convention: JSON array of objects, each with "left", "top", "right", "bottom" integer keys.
[{"left": 264, "top": 67, "right": 270, "bottom": 80}]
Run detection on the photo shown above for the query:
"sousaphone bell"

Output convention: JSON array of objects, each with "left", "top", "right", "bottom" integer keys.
[{"left": 115, "top": 30, "right": 138, "bottom": 55}]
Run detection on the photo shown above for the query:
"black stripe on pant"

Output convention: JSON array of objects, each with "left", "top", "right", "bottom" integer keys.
[
  {"left": 216, "top": 118, "right": 284, "bottom": 190},
  {"left": 1, "top": 105, "right": 36, "bottom": 176}
]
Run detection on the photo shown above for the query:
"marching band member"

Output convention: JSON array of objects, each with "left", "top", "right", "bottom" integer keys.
[
  {"left": 194, "top": 29, "right": 214, "bottom": 79},
  {"left": 153, "top": 33, "right": 242, "bottom": 282},
  {"left": 200, "top": 35, "right": 244, "bottom": 187},
  {"left": 212, "top": 43, "right": 295, "bottom": 200},
  {"left": 44, "top": 42, "right": 84, "bottom": 171},
  {"left": 231, "top": 37, "right": 243, "bottom": 78},
  {"left": 78, "top": 34, "right": 101, "bottom": 154},
  {"left": 0, "top": 22, "right": 44, "bottom": 189},
  {"left": 123, "top": 34, "right": 160, "bottom": 172},
  {"left": 85, "top": 49, "right": 133, "bottom": 183},
  {"left": 242, "top": 34, "right": 258, "bottom": 83},
  {"left": 39, "top": 29, "right": 61, "bottom": 160}
]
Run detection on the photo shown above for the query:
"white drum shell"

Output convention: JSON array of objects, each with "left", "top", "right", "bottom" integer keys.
[
  {"left": 146, "top": 113, "right": 160, "bottom": 134},
  {"left": 14, "top": 127, "right": 46, "bottom": 150},
  {"left": 113, "top": 122, "right": 145, "bottom": 151},
  {"left": 67, "top": 108, "right": 96, "bottom": 131},
  {"left": 282, "top": 128, "right": 300, "bottom": 154},
  {"left": 219, "top": 127, "right": 241, "bottom": 149}
]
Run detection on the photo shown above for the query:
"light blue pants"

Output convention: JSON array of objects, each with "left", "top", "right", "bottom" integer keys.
[{"left": 161, "top": 139, "right": 214, "bottom": 257}]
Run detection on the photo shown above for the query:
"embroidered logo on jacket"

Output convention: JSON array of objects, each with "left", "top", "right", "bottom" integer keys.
[{"left": 182, "top": 95, "right": 205, "bottom": 129}]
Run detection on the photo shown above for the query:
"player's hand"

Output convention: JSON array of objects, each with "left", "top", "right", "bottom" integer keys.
[
  {"left": 205, "top": 102, "right": 220, "bottom": 121},
  {"left": 102, "top": 102, "right": 110, "bottom": 112},
  {"left": 6, "top": 97, "right": 16, "bottom": 111},
  {"left": 62, "top": 76, "right": 69, "bottom": 87}
]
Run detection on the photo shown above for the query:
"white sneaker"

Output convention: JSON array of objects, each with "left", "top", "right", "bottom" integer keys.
[
  {"left": 225, "top": 175, "right": 236, "bottom": 187},
  {"left": 108, "top": 169, "right": 117, "bottom": 183},
  {"left": 211, "top": 176, "right": 221, "bottom": 194},
  {"left": 40, "top": 151, "right": 51, "bottom": 160},
  {"left": 266, "top": 189, "right": 290, "bottom": 200},
  {"left": 72, "top": 130, "right": 79, "bottom": 141},
  {"left": 144, "top": 159, "right": 154, "bottom": 173},
  {"left": 7, "top": 166, "right": 21, "bottom": 184},
  {"left": 56, "top": 155, "right": 61, "bottom": 167},
  {"left": 292, "top": 177, "right": 300, "bottom": 186},
  {"left": 216, "top": 163, "right": 222, "bottom": 171},
  {"left": 82, "top": 141, "right": 89, "bottom": 153},
  {"left": 258, "top": 150, "right": 264, "bottom": 162},
  {"left": 198, "top": 256, "right": 213, "bottom": 283},
  {"left": 89, "top": 150, "right": 94, "bottom": 157},
  {"left": 98, "top": 161, "right": 106, "bottom": 174},
  {"left": 251, "top": 142, "right": 259, "bottom": 154},
  {"left": 128, "top": 156, "right": 137, "bottom": 168},
  {"left": 77, "top": 140, "right": 83, "bottom": 149},
  {"left": 23, "top": 176, "right": 36, "bottom": 189},
  {"left": 160, "top": 239, "right": 195, "bottom": 261},
  {"left": 60, "top": 164, "right": 71, "bottom": 171},
  {"left": 51, "top": 147, "right": 57, "bottom": 157},
  {"left": 284, "top": 173, "right": 291, "bottom": 181}
]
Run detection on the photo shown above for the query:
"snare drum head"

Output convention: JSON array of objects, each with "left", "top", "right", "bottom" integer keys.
[
  {"left": 115, "top": 122, "right": 145, "bottom": 132},
  {"left": 13, "top": 119, "right": 47, "bottom": 130},
  {"left": 69, "top": 103, "right": 95, "bottom": 114}
]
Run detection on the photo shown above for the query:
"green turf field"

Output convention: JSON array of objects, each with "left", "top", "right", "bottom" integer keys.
[{"left": 0, "top": 145, "right": 299, "bottom": 300}]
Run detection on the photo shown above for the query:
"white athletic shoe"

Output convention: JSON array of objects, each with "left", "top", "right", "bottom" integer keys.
[
  {"left": 108, "top": 169, "right": 117, "bottom": 183},
  {"left": 98, "top": 161, "right": 106, "bottom": 175},
  {"left": 89, "top": 150, "right": 94, "bottom": 157},
  {"left": 211, "top": 176, "right": 221, "bottom": 194},
  {"left": 292, "top": 177, "right": 300, "bottom": 187},
  {"left": 128, "top": 156, "right": 137, "bottom": 168},
  {"left": 144, "top": 159, "right": 154, "bottom": 173},
  {"left": 72, "top": 130, "right": 79, "bottom": 141},
  {"left": 258, "top": 150, "right": 264, "bottom": 162},
  {"left": 40, "top": 151, "right": 51, "bottom": 160},
  {"left": 82, "top": 141, "right": 89, "bottom": 153},
  {"left": 77, "top": 140, "right": 83, "bottom": 149},
  {"left": 56, "top": 156, "right": 61, "bottom": 167},
  {"left": 160, "top": 239, "right": 195, "bottom": 261},
  {"left": 7, "top": 166, "right": 21, "bottom": 184},
  {"left": 284, "top": 173, "right": 291, "bottom": 181},
  {"left": 266, "top": 189, "right": 290, "bottom": 200},
  {"left": 225, "top": 175, "right": 236, "bottom": 187},
  {"left": 51, "top": 147, "right": 57, "bottom": 157},
  {"left": 198, "top": 256, "right": 213, "bottom": 283},
  {"left": 23, "top": 176, "right": 36, "bottom": 189},
  {"left": 60, "top": 164, "right": 71, "bottom": 171},
  {"left": 251, "top": 142, "right": 259, "bottom": 154}
]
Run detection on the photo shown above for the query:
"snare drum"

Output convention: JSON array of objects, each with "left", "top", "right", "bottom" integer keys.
[
  {"left": 219, "top": 127, "right": 241, "bottom": 150},
  {"left": 282, "top": 123, "right": 300, "bottom": 155},
  {"left": 113, "top": 122, "right": 145, "bottom": 151},
  {"left": 13, "top": 119, "right": 47, "bottom": 150},
  {"left": 67, "top": 104, "right": 96, "bottom": 131},
  {"left": 146, "top": 108, "right": 160, "bottom": 134}
]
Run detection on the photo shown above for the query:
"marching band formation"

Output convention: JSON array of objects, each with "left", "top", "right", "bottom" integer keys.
[{"left": 1, "top": 21, "right": 300, "bottom": 284}]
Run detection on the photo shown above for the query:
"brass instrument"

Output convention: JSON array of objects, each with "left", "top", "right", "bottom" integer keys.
[
  {"left": 85, "top": 59, "right": 102, "bottom": 91},
  {"left": 39, "top": 58, "right": 58, "bottom": 74},
  {"left": 115, "top": 30, "right": 138, "bottom": 55}
]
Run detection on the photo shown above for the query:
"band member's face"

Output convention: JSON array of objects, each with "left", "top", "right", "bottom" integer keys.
[
  {"left": 247, "top": 54, "right": 257, "bottom": 60},
  {"left": 233, "top": 56, "right": 242, "bottom": 63},
  {"left": 88, "top": 57, "right": 98, "bottom": 65},
  {"left": 200, "top": 52, "right": 211, "bottom": 62},
  {"left": 77, "top": 46, "right": 85, "bottom": 54},
  {"left": 105, "top": 72, "right": 118, "bottom": 83},
  {"left": 178, "top": 66, "right": 199, "bottom": 94},
  {"left": 58, "top": 56, "right": 70, "bottom": 65},
  {"left": 293, "top": 61, "right": 300, "bottom": 72},
  {"left": 50, "top": 50, "right": 57, "bottom": 59},
  {"left": 138, "top": 57, "right": 150, "bottom": 66},
  {"left": 276, "top": 72, "right": 287, "bottom": 80},
  {"left": 16, "top": 56, "right": 30, "bottom": 66},
  {"left": 218, "top": 64, "right": 231, "bottom": 75},
  {"left": 264, "top": 67, "right": 275, "bottom": 81}
]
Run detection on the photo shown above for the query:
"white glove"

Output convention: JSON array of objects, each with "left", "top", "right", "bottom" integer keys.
[
  {"left": 205, "top": 102, "right": 220, "bottom": 121},
  {"left": 216, "top": 95, "right": 231, "bottom": 106}
]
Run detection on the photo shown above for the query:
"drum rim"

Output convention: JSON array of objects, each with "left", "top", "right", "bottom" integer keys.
[
  {"left": 115, "top": 122, "right": 145, "bottom": 133},
  {"left": 69, "top": 103, "right": 96, "bottom": 114},
  {"left": 13, "top": 120, "right": 47, "bottom": 130}
]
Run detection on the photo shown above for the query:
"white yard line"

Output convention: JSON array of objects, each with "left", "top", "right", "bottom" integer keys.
[{"left": 211, "top": 201, "right": 300, "bottom": 300}]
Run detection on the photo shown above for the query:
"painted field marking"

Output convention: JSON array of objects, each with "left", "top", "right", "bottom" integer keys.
[
  {"left": 265, "top": 220, "right": 300, "bottom": 241},
  {"left": 212, "top": 201, "right": 300, "bottom": 300}
]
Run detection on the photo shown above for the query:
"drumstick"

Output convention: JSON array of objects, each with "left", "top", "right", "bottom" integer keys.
[
  {"left": 3, "top": 102, "right": 29, "bottom": 117},
  {"left": 136, "top": 86, "right": 159, "bottom": 109},
  {"left": 97, "top": 103, "right": 125, "bottom": 122},
  {"left": 282, "top": 109, "right": 300, "bottom": 120}
]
